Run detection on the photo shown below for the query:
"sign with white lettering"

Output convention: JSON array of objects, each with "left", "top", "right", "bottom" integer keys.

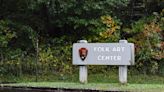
[{"left": 73, "top": 43, "right": 134, "bottom": 65}]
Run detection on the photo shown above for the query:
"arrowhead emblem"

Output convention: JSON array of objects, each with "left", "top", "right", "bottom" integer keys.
[{"left": 79, "top": 47, "right": 88, "bottom": 61}]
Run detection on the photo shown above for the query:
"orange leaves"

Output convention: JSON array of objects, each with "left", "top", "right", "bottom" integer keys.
[
  {"left": 100, "top": 15, "right": 120, "bottom": 38},
  {"left": 144, "top": 22, "right": 161, "bottom": 37},
  {"left": 101, "top": 15, "right": 113, "bottom": 25}
]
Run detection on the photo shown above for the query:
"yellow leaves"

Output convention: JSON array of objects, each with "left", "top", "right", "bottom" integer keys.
[
  {"left": 152, "top": 51, "right": 164, "bottom": 60},
  {"left": 5, "top": 60, "right": 20, "bottom": 65},
  {"left": 143, "top": 22, "right": 161, "bottom": 37},
  {"left": 39, "top": 48, "right": 56, "bottom": 65},
  {"left": 101, "top": 16, "right": 113, "bottom": 25},
  {"left": 100, "top": 15, "right": 120, "bottom": 38}
]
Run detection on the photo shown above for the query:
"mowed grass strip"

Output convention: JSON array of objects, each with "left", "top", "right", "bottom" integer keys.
[{"left": 1, "top": 82, "right": 164, "bottom": 92}]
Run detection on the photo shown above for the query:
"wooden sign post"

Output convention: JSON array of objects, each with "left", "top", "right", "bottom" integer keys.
[
  {"left": 119, "top": 40, "right": 128, "bottom": 84},
  {"left": 78, "top": 40, "right": 88, "bottom": 83}
]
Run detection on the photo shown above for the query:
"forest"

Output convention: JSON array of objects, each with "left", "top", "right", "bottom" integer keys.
[{"left": 0, "top": 0, "right": 163, "bottom": 82}]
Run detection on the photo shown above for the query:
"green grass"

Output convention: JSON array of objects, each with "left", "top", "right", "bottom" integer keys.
[
  {"left": 1, "top": 82, "right": 164, "bottom": 92},
  {"left": 0, "top": 72, "right": 164, "bottom": 84},
  {"left": 0, "top": 72, "right": 164, "bottom": 91}
]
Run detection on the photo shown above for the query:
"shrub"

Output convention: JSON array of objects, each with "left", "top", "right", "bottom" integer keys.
[{"left": 127, "top": 10, "right": 163, "bottom": 74}]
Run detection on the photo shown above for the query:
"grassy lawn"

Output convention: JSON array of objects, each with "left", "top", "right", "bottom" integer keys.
[
  {"left": 0, "top": 72, "right": 164, "bottom": 92},
  {"left": 1, "top": 72, "right": 164, "bottom": 84},
  {"left": 1, "top": 82, "right": 164, "bottom": 92}
]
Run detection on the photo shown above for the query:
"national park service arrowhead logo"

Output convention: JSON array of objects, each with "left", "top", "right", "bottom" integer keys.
[{"left": 79, "top": 47, "right": 88, "bottom": 61}]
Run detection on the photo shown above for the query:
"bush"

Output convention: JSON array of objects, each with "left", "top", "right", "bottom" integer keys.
[{"left": 126, "top": 10, "right": 163, "bottom": 74}]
